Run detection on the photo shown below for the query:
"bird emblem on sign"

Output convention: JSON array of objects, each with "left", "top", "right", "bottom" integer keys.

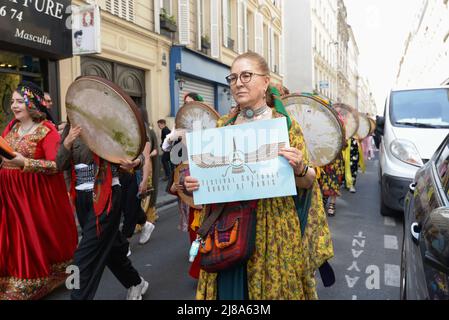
[{"left": 190, "top": 138, "right": 286, "bottom": 177}]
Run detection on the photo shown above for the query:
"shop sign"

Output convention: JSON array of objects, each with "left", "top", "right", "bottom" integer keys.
[
  {"left": 72, "top": 4, "right": 101, "bottom": 55},
  {"left": 0, "top": 0, "right": 72, "bottom": 59}
]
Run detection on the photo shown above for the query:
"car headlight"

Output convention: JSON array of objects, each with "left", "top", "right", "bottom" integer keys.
[{"left": 390, "top": 139, "right": 423, "bottom": 167}]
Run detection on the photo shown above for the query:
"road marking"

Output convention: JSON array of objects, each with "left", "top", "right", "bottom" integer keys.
[
  {"left": 345, "top": 275, "right": 360, "bottom": 288},
  {"left": 352, "top": 295, "right": 357, "bottom": 300},
  {"left": 347, "top": 261, "right": 361, "bottom": 272},
  {"left": 384, "top": 235, "right": 399, "bottom": 250},
  {"left": 352, "top": 249, "right": 364, "bottom": 258},
  {"left": 352, "top": 238, "right": 365, "bottom": 248},
  {"left": 354, "top": 231, "right": 366, "bottom": 239},
  {"left": 384, "top": 264, "right": 400, "bottom": 287},
  {"left": 384, "top": 217, "right": 396, "bottom": 226},
  {"left": 365, "top": 265, "right": 381, "bottom": 289}
]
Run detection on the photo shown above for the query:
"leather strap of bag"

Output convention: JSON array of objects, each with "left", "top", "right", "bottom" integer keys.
[
  {"left": 197, "top": 202, "right": 253, "bottom": 238},
  {"left": 197, "top": 203, "right": 225, "bottom": 239}
]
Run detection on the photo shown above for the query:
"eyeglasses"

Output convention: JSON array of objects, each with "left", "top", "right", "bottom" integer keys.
[
  {"left": 225, "top": 71, "right": 267, "bottom": 85},
  {"left": 45, "top": 99, "right": 52, "bottom": 103}
]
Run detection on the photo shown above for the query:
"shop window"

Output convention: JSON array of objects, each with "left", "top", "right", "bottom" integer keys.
[{"left": 0, "top": 50, "right": 46, "bottom": 132}]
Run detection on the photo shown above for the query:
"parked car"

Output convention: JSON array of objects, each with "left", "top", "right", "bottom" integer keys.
[
  {"left": 401, "top": 133, "right": 449, "bottom": 300},
  {"left": 377, "top": 85, "right": 449, "bottom": 216}
]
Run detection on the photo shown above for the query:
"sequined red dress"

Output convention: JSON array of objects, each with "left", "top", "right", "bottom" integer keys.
[{"left": 0, "top": 120, "right": 78, "bottom": 300}]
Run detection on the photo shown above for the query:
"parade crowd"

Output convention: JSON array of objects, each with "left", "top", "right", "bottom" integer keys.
[{"left": 0, "top": 52, "right": 376, "bottom": 300}]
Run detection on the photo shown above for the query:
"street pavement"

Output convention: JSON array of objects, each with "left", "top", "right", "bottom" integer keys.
[
  {"left": 316, "top": 156, "right": 403, "bottom": 300},
  {"left": 46, "top": 157, "right": 403, "bottom": 300}
]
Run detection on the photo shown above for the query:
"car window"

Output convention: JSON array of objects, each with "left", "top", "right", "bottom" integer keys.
[
  {"left": 390, "top": 88, "right": 449, "bottom": 128},
  {"left": 436, "top": 143, "right": 449, "bottom": 198}
]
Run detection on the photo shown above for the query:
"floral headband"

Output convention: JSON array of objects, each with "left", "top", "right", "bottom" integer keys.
[{"left": 18, "top": 85, "right": 46, "bottom": 112}]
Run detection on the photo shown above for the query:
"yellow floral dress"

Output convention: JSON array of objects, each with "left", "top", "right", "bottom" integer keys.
[{"left": 196, "top": 112, "right": 334, "bottom": 300}]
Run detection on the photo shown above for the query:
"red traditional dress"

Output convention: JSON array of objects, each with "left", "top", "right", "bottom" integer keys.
[{"left": 0, "top": 120, "right": 78, "bottom": 300}]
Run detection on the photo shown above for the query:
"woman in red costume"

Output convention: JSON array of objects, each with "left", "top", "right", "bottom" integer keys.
[{"left": 0, "top": 82, "right": 78, "bottom": 300}]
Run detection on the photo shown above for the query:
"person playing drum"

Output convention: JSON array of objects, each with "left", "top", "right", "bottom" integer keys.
[{"left": 57, "top": 123, "right": 149, "bottom": 300}]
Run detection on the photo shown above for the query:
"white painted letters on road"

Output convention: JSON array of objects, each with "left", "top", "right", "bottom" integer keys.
[{"left": 365, "top": 265, "right": 380, "bottom": 290}]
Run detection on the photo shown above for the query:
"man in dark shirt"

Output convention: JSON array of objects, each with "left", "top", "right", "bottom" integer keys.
[{"left": 157, "top": 119, "right": 172, "bottom": 180}]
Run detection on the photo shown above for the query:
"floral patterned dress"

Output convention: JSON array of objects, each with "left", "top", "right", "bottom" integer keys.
[
  {"left": 0, "top": 120, "right": 78, "bottom": 300},
  {"left": 195, "top": 112, "right": 334, "bottom": 300},
  {"left": 318, "top": 154, "right": 345, "bottom": 197}
]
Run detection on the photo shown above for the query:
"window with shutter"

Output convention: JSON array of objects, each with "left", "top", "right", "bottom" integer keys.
[
  {"left": 255, "top": 12, "right": 263, "bottom": 55},
  {"left": 237, "top": 0, "right": 244, "bottom": 53},
  {"left": 178, "top": 0, "right": 190, "bottom": 45},
  {"left": 211, "top": 0, "right": 220, "bottom": 58},
  {"left": 154, "top": 0, "right": 161, "bottom": 33},
  {"left": 222, "top": 0, "right": 228, "bottom": 47},
  {"left": 105, "top": 0, "right": 135, "bottom": 22}
]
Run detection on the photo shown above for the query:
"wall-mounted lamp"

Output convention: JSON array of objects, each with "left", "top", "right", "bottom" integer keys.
[{"left": 177, "top": 77, "right": 186, "bottom": 90}]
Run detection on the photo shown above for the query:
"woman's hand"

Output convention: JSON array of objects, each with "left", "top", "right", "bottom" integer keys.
[
  {"left": 3, "top": 152, "right": 26, "bottom": 168},
  {"left": 184, "top": 176, "right": 200, "bottom": 192},
  {"left": 63, "top": 125, "right": 82, "bottom": 150},
  {"left": 279, "top": 147, "right": 305, "bottom": 176},
  {"left": 138, "top": 180, "right": 148, "bottom": 194},
  {"left": 119, "top": 158, "right": 141, "bottom": 171}
]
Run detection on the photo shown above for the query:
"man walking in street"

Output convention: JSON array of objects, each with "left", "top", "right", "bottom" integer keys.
[{"left": 157, "top": 119, "right": 172, "bottom": 181}]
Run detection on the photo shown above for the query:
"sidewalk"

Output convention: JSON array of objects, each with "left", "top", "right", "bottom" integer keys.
[{"left": 155, "top": 177, "right": 178, "bottom": 208}]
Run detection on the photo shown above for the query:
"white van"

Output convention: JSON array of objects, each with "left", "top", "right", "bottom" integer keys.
[{"left": 377, "top": 86, "right": 449, "bottom": 216}]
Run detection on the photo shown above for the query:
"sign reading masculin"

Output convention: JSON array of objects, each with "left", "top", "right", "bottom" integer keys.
[
  {"left": 186, "top": 118, "right": 297, "bottom": 205},
  {"left": 0, "top": 0, "right": 72, "bottom": 58}
]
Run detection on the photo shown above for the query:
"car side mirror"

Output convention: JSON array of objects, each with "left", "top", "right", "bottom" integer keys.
[
  {"left": 421, "top": 207, "right": 449, "bottom": 275},
  {"left": 376, "top": 116, "right": 385, "bottom": 136}
]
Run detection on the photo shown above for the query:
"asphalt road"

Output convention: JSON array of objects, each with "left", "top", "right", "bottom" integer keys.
[{"left": 47, "top": 157, "right": 403, "bottom": 300}]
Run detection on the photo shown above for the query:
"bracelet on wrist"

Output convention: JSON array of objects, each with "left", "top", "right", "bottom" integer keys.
[{"left": 295, "top": 165, "right": 309, "bottom": 178}]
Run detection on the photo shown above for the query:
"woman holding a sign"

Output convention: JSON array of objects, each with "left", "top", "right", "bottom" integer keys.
[
  {"left": 184, "top": 52, "right": 333, "bottom": 300},
  {"left": 0, "top": 82, "right": 78, "bottom": 299}
]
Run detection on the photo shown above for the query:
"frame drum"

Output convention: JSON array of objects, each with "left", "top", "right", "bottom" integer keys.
[
  {"left": 174, "top": 163, "right": 202, "bottom": 209},
  {"left": 65, "top": 76, "right": 146, "bottom": 164},
  {"left": 175, "top": 101, "right": 220, "bottom": 132},
  {"left": 368, "top": 117, "right": 376, "bottom": 135},
  {"left": 173, "top": 101, "right": 219, "bottom": 207},
  {"left": 333, "top": 103, "right": 360, "bottom": 140},
  {"left": 0, "top": 136, "right": 14, "bottom": 160},
  {"left": 282, "top": 94, "right": 345, "bottom": 167},
  {"left": 357, "top": 113, "right": 371, "bottom": 140}
]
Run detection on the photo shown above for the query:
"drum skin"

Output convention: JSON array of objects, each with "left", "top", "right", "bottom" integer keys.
[
  {"left": 282, "top": 94, "right": 345, "bottom": 167},
  {"left": 333, "top": 103, "right": 360, "bottom": 140},
  {"left": 65, "top": 76, "right": 146, "bottom": 164},
  {"left": 175, "top": 101, "right": 220, "bottom": 132},
  {"left": 357, "top": 113, "right": 371, "bottom": 140}
]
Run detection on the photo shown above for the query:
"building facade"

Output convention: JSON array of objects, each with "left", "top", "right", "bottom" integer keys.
[
  {"left": 358, "top": 77, "right": 377, "bottom": 116},
  {"left": 347, "top": 25, "right": 359, "bottom": 109},
  {"left": 284, "top": 0, "right": 339, "bottom": 98},
  {"left": 56, "top": 0, "right": 284, "bottom": 132},
  {"left": 396, "top": 0, "right": 449, "bottom": 87}
]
